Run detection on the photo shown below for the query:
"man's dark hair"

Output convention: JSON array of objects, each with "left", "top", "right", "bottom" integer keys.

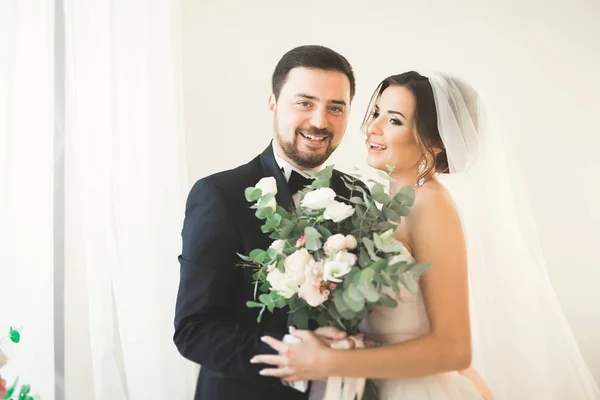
[{"left": 271, "top": 45, "right": 355, "bottom": 101}]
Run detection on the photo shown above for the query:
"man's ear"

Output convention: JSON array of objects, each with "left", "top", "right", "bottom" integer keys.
[{"left": 268, "top": 94, "right": 276, "bottom": 113}]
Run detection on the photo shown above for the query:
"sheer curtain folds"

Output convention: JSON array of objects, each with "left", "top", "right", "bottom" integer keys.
[
  {"left": 2, "top": 0, "right": 196, "bottom": 398},
  {"left": 430, "top": 74, "right": 600, "bottom": 399}
]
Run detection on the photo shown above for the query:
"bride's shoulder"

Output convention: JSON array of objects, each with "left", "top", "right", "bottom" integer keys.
[{"left": 409, "top": 180, "right": 460, "bottom": 224}]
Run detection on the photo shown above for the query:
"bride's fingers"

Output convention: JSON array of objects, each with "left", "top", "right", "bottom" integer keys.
[
  {"left": 259, "top": 367, "right": 294, "bottom": 377},
  {"left": 260, "top": 336, "right": 288, "bottom": 353},
  {"left": 250, "top": 354, "right": 287, "bottom": 366}
]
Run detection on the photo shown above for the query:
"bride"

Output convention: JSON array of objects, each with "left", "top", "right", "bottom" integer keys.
[{"left": 252, "top": 71, "right": 600, "bottom": 399}]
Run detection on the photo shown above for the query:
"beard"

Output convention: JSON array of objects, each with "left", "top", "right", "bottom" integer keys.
[{"left": 273, "top": 115, "right": 338, "bottom": 169}]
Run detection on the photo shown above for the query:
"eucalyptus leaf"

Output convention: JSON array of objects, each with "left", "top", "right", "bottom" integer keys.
[
  {"left": 349, "top": 196, "right": 365, "bottom": 206},
  {"left": 379, "top": 294, "right": 398, "bottom": 308},
  {"left": 267, "top": 298, "right": 275, "bottom": 313},
  {"left": 258, "top": 193, "right": 275, "bottom": 208},
  {"left": 245, "top": 187, "right": 262, "bottom": 202},
  {"left": 316, "top": 225, "right": 333, "bottom": 238},
  {"left": 380, "top": 241, "right": 405, "bottom": 253},
  {"left": 259, "top": 294, "right": 270, "bottom": 304},
  {"left": 392, "top": 186, "right": 415, "bottom": 207},
  {"left": 358, "top": 249, "right": 370, "bottom": 268},
  {"left": 342, "top": 290, "right": 364, "bottom": 313},
  {"left": 347, "top": 283, "right": 365, "bottom": 303},
  {"left": 291, "top": 309, "right": 310, "bottom": 329},
  {"left": 370, "top": 182, "right": 390, "bottom": 205},
  {"left": 249, "top": 249, "right": 267, "bottom": 264},
  {"left": 279, "top": 219, "right": 294, "bottom": 237},
  {"left": 408, "top": 262, "right": 431, "bottom": 278},
  {"left": 333, "top": 290, "right": 349, "bottom": 313},
  {"left": 382, "top": 206, "right": 400, "bottom": 222},
  {"left": 362, "top": 238, "right": 380, "bottom": 261},
  {"left": 246, "top": 301, "right": 264, "bottom": 308},
  {"left": 404, "top": 273, "right": 419, "bottom": 294},
  {"left": 255, "top": 206, "right": 274, "bottom": 220},
  {"left": 369, "top": 258, "right": 388, "bottom": 271},
  {"left": 343, "top": 267, "right": 361, "bottom": 289},
  {"left": 237, "top": 253, "right": 252, "bottom": 262},
  {"left": 359, "top": 268, "right": 376, "bottom": 284},
  {"left": 358, "top": 282, "right": 380, "bottom": 303},
  {"left": 311, "top": 179, "right": 331, "bottom": 189},
  {"left": 376, "top": 221, "right": 397, "bottom": 232}
]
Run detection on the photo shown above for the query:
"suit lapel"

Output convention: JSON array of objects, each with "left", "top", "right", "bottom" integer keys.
[{"left": 259, "top": 143, "right": 295, "bottom": 211}]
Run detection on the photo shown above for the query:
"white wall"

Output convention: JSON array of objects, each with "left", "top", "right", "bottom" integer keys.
[{"left": 180, "top": 0, "right": 600, "bottom": 384}]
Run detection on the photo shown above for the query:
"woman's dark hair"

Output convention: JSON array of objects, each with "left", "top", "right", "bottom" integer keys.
[
  {"left": 271, "top": 45, "right": 355, "bottom": 101},
  {"left": 362, "top": 71, "right": 449, "bottom": 179}
]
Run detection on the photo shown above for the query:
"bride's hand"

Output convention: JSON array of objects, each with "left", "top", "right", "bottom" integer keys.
[{"left": 251, "top": 327, "right": 335, "bottom": 382}]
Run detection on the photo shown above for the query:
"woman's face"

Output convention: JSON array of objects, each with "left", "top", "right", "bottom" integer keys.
[{"left": 366, "top": 85, "right": 423, "bottom": 174}]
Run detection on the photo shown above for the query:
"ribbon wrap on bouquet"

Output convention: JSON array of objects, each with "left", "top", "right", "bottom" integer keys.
[{"left": 323, "top": 336, "right": 366, "bottom": 400}]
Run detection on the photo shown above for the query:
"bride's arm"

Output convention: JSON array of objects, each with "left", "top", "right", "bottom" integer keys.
[
  {"left": 326, "top": 185, "right": 472, "bottom": 379},
  {"left": 253, "top": 185, "right": 473, "bottom": 381}
]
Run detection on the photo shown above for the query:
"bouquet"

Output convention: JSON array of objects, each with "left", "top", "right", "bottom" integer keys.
[{"left": 238, "top": 166, "right": 430, "bottom": 334}]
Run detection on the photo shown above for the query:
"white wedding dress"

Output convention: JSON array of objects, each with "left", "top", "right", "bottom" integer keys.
[{"left": 357, "top": 252, "right": 486, "bottom": 400}]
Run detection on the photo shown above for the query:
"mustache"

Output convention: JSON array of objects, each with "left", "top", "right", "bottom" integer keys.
[{"left": 297, "top": 127, "right": 333, "bottom": 138}]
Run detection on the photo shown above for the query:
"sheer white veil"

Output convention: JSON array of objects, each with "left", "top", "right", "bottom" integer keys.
[{"left": 429, "top": 73, "right": 600, "bottom": 399}]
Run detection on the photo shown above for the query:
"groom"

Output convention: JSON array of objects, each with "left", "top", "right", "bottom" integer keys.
[{"left": 174, "top": 45, "right": 359, "bottom": 400}]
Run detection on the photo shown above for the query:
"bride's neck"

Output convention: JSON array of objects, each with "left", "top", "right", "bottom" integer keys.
[{"left": 388, "top": 170, "right": 436, "bottom": 194}]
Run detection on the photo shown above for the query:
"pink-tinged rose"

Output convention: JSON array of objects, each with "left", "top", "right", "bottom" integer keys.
[
  {"left": 344, "top": 235, "right": 358, "bottom": 249},
  {"left": 284, "top": 248, "right": 313, "bottom": 286},
  {"left": 324, "top": 234, "right": 358, "bottom": 255},
  {"left": 298, "top": 260, "right": 328, "bottom": 306},
  {"left": 296, "top": 235, "right": 306, "bottom": 248},
  {"left": 298, "top": 281, "right": 329, "bottom": 307}
]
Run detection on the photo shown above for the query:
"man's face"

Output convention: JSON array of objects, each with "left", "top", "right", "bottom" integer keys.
[{"left": 269, "top": 67, "right": 351, "bottom": 169}]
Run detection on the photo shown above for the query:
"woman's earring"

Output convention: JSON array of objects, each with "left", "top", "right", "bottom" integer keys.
[
  {"left": 414, "top": 158, "right": 426, "bottom": 188},
  {"left": 418, "top": 158, "right": 427, "bottom": 175}
]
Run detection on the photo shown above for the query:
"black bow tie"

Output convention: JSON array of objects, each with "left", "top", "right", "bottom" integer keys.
[{"left": 288, "top": 170, "right": 313, "bottom": 195}]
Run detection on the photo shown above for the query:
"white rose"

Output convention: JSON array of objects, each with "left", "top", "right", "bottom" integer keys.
[
  {"left": 266, "top": 268, "right": 298, "bottom": 298},
  {"left": 269, "top": 239, "right": 286, "bottom": 253},
  {"left": 255, "top": 176, "right": 278, "bottom": 196},
  {"left": 301, "top": 187, "right": 336, "bottom": 209},
  {"left": 284, "top": 248, "right": 313, "bottom": 286},
  {"left": 323, "top": 200, "right": 355, "bottom": 223},
  {"left": 323, "top": 251, "right": 357, "bottom": 283}
]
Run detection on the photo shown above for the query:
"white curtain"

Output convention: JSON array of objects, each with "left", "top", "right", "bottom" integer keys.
[
  {"left": 2, "top": 0, "right": 196, "bottom": 398},
  {"left": 0, "top": 0, "right": 56, "bottom": 398},
  {"left": 62, "top": 0, "right": 195, "bottom": 398}
]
